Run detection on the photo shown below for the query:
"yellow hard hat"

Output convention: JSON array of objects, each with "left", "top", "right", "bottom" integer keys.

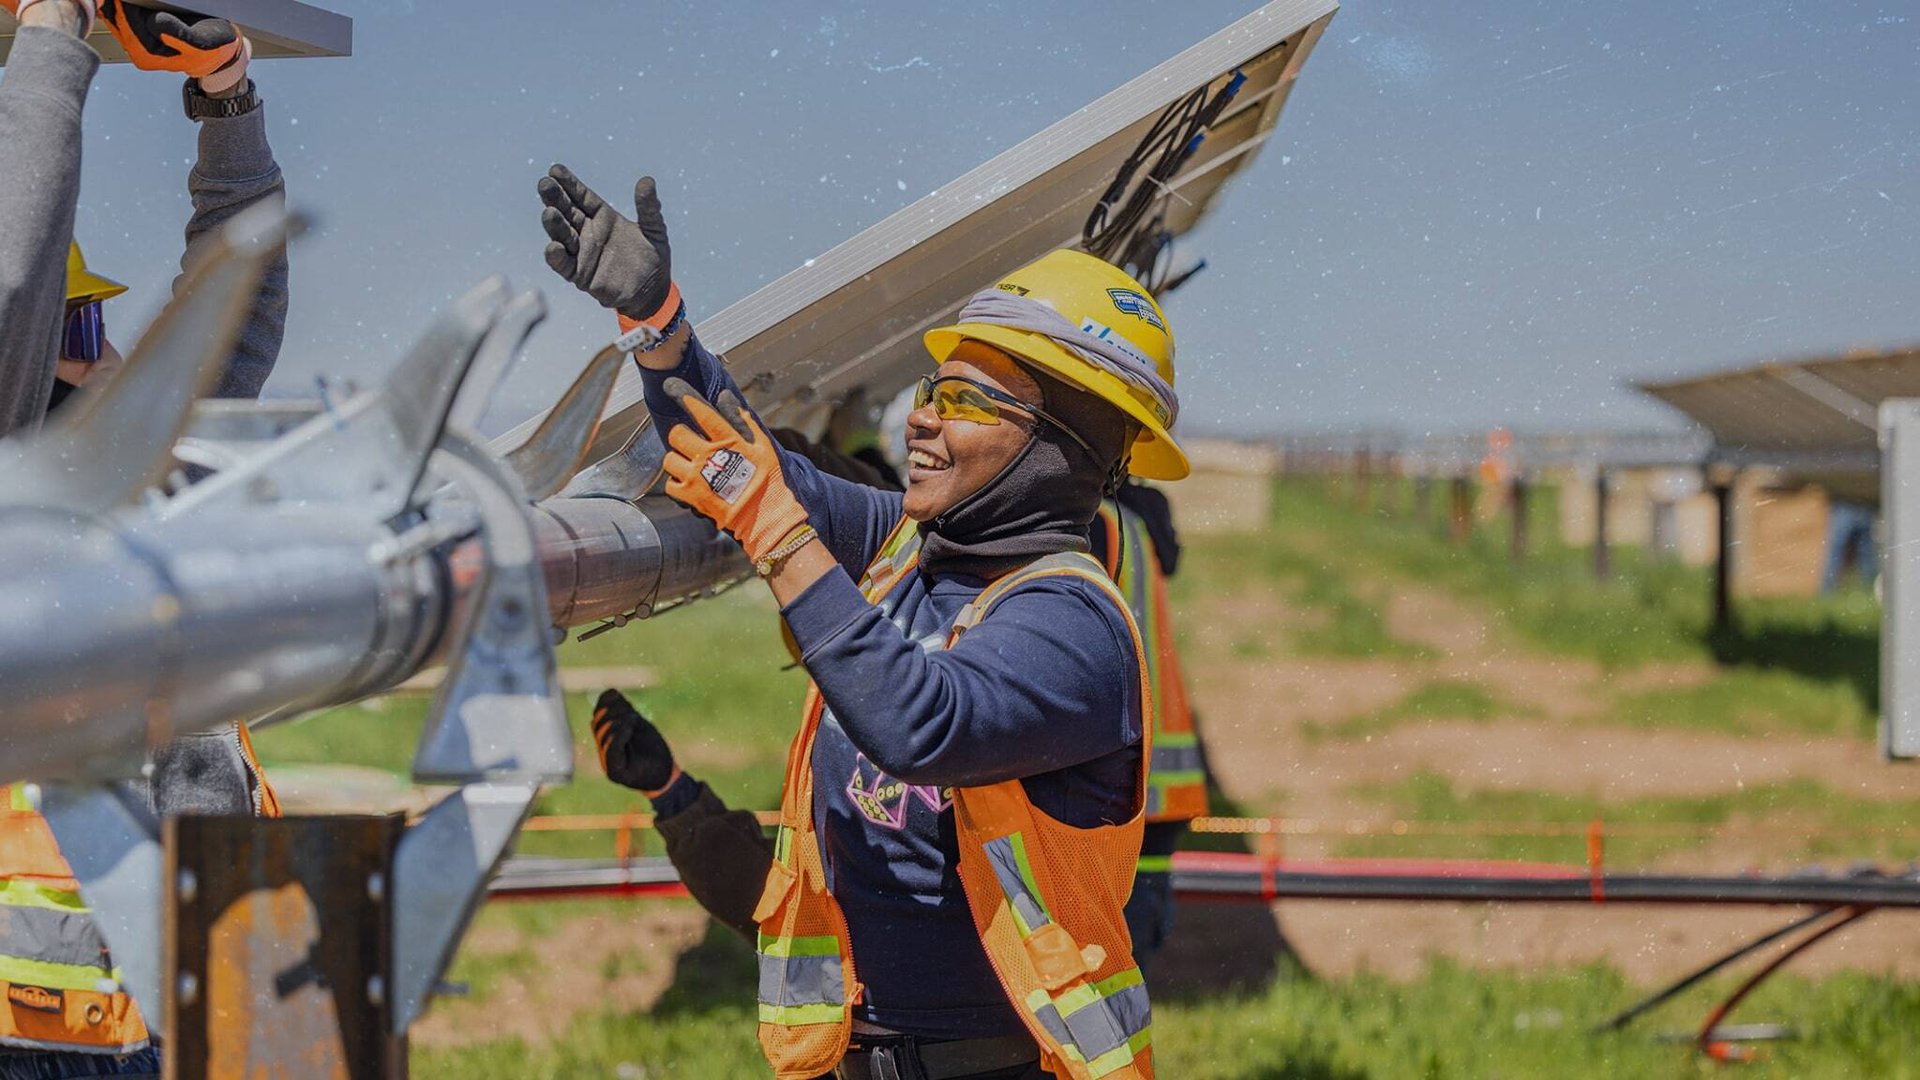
[
  {"left": 924, "top": 249, "right": 1188, "bottom": 480},
  {"left": 67, "top": 242, "right": 129, "bottom": 305}
]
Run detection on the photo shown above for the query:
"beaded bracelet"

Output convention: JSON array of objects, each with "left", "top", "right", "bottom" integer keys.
[{"left": 754, "top": 524, "right": 819, "bottom": 577}]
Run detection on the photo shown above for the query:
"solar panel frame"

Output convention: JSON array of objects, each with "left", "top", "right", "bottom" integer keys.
[{"left": 1, "top": 0, "right": 351, "bottom": 64}]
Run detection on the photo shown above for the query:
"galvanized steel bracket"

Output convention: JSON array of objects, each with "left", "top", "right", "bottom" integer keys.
[
  {"left": 161, "top": 277, "right": 511, "bottom": 524},
  {"left": 410, "top": 427, "right": 572, "bottom": 784},
  {"left": 388, "top": 782, "right": 536, "bottom": 1032},
  {"left": 502, "top": 342, "right": 627, "bottom": 501},
  {"left": 555, "top": 415, "right": 667, "bottom": 502}
]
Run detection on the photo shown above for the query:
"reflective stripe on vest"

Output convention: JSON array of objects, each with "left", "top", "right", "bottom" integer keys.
[
  {"left": 1024, "top": 970, "right": 1153, "bottom": 1079},
  {"left": 983, "top": 834, "right": 1051, "bottom": 938},
  {"left": 985, "top": 833, "right": 1153, "bottom": 1076},
  {"left": 756, "top": 931, "right": 846, "bottom": 1026},
  {"left": 0, "top": 905, "right": 110, "bottom": 977},
  {"left": 1145, "top": 733, "right": 1206, "bottom": 811}
]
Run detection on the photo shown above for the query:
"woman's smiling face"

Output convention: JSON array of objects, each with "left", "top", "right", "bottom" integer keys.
[{"left": 901, "top": 340, "right": 1046, "bottom": 522}]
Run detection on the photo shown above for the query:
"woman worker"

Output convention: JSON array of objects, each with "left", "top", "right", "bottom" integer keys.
[{"left": 537, "top": 166, "right": 1188, "bottom": 1080}]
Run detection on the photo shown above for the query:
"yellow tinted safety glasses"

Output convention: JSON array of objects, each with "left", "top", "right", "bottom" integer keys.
[{"left": 912, "top": 375, "right": 1090, "bottom": 452}]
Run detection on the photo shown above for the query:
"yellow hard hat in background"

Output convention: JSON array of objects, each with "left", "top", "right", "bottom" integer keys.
[
  {"left": 923, "top": 248, "right": 1188, "bottom": 480},
  {"left": 66, "top": 242, "right": 129, "bottom": 305}
]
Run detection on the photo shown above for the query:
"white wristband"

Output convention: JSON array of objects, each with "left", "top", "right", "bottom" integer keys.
[
  {"left": 196, "top": 35, "right": 252, "bottom": 95},
  {"left": 14, "top": 0, "right": 94, "bottom": 37}
]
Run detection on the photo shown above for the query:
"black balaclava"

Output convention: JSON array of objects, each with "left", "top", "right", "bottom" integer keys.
[{"left": 918, "top": 364, "right": 1136, "bottom": 579}]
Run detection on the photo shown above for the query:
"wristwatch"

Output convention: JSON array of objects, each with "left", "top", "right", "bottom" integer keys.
[{"left": 182, "top": 79, "right": 260, "bottom": 122}]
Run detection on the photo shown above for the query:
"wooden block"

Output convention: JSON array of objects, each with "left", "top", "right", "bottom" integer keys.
[{"left": 166, "top": 814, "right": 403, "bottom": 1080}]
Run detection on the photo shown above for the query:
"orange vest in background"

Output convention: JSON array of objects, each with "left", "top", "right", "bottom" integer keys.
[
  {"left": 753, "top": 525, "right": 1156, "bottom": 1079},
  {"left": 0, "top": 723, "right": 278, "bottom": 1054},
  {"left": 1095, "top": 501, "right": 1207, "bottom": 824}
]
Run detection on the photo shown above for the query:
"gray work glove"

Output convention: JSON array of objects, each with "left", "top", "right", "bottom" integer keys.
[
  {"left": 537, "top": 165, "right": 674, "bottom": 323},
  {"left": 591, "top": 689, "right": 677, "bottom": 793}
]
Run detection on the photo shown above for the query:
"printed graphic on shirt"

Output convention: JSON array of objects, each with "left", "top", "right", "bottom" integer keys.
[
  {"left": 700, "top": 447, "right": 755, "bottom": 504},
  {"left": 845, "top": 752, "right": 952, "bottom": 831}
]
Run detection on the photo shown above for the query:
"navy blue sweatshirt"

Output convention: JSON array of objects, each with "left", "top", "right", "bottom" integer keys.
[{"left": 641, "top": 334, "right": 1144, "bottom": 1038}]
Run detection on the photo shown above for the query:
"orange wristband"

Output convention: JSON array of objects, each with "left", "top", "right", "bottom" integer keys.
[
  {"left": 615, "top": 280, "right": 683, "bottom": 336},
  {"left": 641, "top": 764, "right": 683, "bottom": 801}
]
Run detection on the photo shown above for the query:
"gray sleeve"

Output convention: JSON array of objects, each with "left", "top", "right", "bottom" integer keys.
[
  {"left": 174, "top": 98, "right": 288, "bottom": 401},
  {"left": 148, "top": 728, "right": 260, "bottom": 816},
  {"left": 0, "top": 27, "right": 98, "bottom": 438}
]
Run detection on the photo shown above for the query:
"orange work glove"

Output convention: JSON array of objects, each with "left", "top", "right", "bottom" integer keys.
[
  {"left": 659, "top": 377, "right": 811, "bottom": 565},
  {"left": 96, "top": 0, "right": 244, "bottom": 81}
]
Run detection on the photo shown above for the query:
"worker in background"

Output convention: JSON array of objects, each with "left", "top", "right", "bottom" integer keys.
[
  {"left": 1092, "top": 481, "right": 1209, "bottom": 973},
  {"left": 540, "top": 166, "right": 1184, "bottom": 1079},
  {"left": 1, "top": 0, "right": 285, "bottom": 429},
  {"left": 0, "top": 2, "right": 286, "bottom": 1073}
]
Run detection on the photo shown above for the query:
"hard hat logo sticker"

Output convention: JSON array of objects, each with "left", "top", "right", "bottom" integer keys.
[
  {"left": 1079, "top": 317, "right": 1158, "bottom": 374},
  {"left": 1106, "top": 288, "right": 1164, "bottom": 330},
  {"left": 701, "top": 448, "right": 755, "bottom": 505}
]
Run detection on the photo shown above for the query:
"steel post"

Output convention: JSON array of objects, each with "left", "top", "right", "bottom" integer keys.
[
  {"left": 1594, "top": 469, "right": 1612, "bottom": 581},
  {"left": 1880, "top": 400, "right": 1920, "bottom": 759},
  {"left": 1713, "top": 476, "right": 1736, "bottom": 634},
  {"left": 1509, "top": 475, "right": 1529, "bottom": 562},
  {"left": 1448, "top": 475, "right": 1472, "bottom": 546}
]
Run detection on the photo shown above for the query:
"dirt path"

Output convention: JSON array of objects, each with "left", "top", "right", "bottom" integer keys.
[
  {"left": 412, "top": 904, "right": 712, "bottom": 1049},
  {"left": 1176, "top": 557, "right": 1920, "bottom": 983},
  {"left": 1260, "top": 900, "right": 1920, "bottom": 982},
  {"left": 1189, "top": 576, "right": 1920, "bottom": 813}
]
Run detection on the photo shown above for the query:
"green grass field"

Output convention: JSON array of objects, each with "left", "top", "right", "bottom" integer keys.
[
  {"left": 415, "top": 956, "right": 1920, "bottom": 1079},
  {"left": 249, "top": 476, "right": 1920, "bottom": 1078}
]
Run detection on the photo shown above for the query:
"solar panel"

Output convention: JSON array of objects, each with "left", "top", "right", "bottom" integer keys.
[{"left": 502, "top": 0, "right": 1339, "bottom": 465}]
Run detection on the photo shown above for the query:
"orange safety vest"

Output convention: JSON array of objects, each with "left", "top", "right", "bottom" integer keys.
[
  {"left": 1095, "top": 501, "right": 1207, "bottom": 826},
  {"left": 0, "top": 723, "right": 277, "bottom": 1054},
  {"left": 754, "top": 523, "right": 1155, "bottom": 1079}
]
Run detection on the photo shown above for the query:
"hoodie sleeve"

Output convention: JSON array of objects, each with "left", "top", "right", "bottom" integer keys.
[
  {"left": 0, "top": 27, "right": 97, "bottom": 438},
  {"left": 640, "top": 330, "right": 903, "bottom": 576},
  {"left": 780, "top": 568, "right": 1143, "bottom": 788},
  {"left": 173, "top": 99, "right": 288, "bottom": 400},
  {"left": 650, "top": 774, "right": 775, "bottom": 943}
]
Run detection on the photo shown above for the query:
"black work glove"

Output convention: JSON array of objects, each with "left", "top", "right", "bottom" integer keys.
[
  {"left": 537, "top": 165, "right": 674, "bottom": 322},
  {"left": 592, "top": 689, "right": 677, "bottom": 794}
]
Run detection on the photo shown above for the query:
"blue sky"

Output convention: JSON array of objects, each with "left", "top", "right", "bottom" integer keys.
[{"left": 60, "top": 1, "right": 1920, "bottom": 438}]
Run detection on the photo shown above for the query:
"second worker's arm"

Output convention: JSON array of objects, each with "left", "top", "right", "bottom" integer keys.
[
  {"left": 593, "top": 691, "right": 772, "bottom": 942},
  {"left": 0, "top": 0, "right": 97, "bottom": 437},
  {"left": 164, "top": 23, "right": 287, "bottom": 400}
]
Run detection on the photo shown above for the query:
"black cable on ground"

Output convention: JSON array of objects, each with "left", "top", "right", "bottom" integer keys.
[{"left": 1593, "top": 907, "right": 1842, "bottom": 1033}]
